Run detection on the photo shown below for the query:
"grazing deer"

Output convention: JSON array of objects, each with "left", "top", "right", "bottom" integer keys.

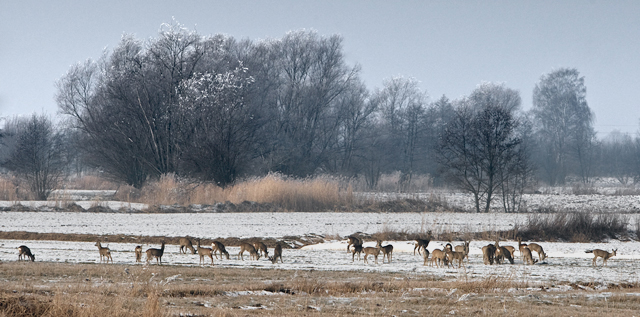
[
  {"left": 351, "top": 243, "right": 363, "bottom": 262},
  {"left": 135, "top": 245, "right": 142, "bottom": 263},
  {"left": 454, "top": 241, "right": 470, "bottom": 261},
  {"left": 586, "top": 249, "right": 617, "bottom": 267},
  {"left": 380, "top": 241, "right": 394, "bottom": 263},
  {"left": 146, "top": 242, "right": 165, "bottom": 265},
  {"left": 253, "top": 241, "right": 269, "bottom": 258},
  {"left": 527, "top": 242, "right": 547, "bottom": 262},
  {"left": 363, "top": 240, "right": 382, "bottom": 264},
  {"left": 269, "top": 243, "right": 283, "bottom": 264},
  {"left": 179, "top": 237, "right": 196, "bottom": 254},
  {"left": 414, "top": 238, "right": 430, "bottom": 255},
  {"left": 422, "top": 248, "right": 431, "bottom": 266},
  {"left": 482, "top": 244, "right": 496, "bottom": 265},
  {"left": 445, "top": 248, "right": 465, "bottom": 268},
  {"left": 95, "top": 242, "right": 113, "bottom": 263},
  {"left": 494, "top": 240, "right": 514, "bottom": 264},
  {"left": 430, "top": 249, "right": 448, "bottom": 268},
  {"left": 197, "top": 239, "right": 214, "bottom": 265},
  {"left": 238, "top": 243, "right": 260, "bottom": 261},
  {"left": 211, "top": 241, "right": 230, "bottom": 260},
  {"left": 347, "top": 235, "right": 363, "bottom": 253},
  {"left": 521, "top": 246, "right": 538, "bottom": 265},
  {"left": 18, "top": 245, "right": 35, "bottom": 262}
]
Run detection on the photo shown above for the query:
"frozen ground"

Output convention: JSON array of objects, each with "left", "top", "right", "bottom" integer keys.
[{"left": 1, "top": 238, "right": 638, "bottom": 285}]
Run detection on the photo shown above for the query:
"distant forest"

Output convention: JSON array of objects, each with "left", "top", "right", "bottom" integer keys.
[{"left": 1, "top": 23, "right": 639, "bottom": 212}]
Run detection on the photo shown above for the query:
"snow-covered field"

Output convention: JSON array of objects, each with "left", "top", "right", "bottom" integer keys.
[
  {"left": 1, "top": 211, "right": 532, "bottom": 237},
  {"left": 1, "top": 238, "right": 638, "bottom": 285}
]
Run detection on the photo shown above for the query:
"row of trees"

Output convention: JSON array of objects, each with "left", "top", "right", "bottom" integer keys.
[{"left": 2, "top": 23, "right": 639, "bottom": 211}]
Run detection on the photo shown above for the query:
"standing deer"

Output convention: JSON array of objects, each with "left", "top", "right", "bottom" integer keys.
[
  {"left": 414, "top": 238, "right": 430, "bottom": 255},
  {"left": 269, "top": 243, "right": 283, "bottom": 264},
  {"left": 521, "top": 246, "right": 538, "bottom": 265},
  {"left": 517, "top": 237, "right": 528, "bottom": 261},
  {"left": 494, "top": 240, "right": 514, "bottom": 264},
  {"left": 445, "top": 248, "right": 465, "bottom": 268},
  {"left": 211, "top": 241, "right": 230, "bottom": 260},
  {"left": 146, "top": 242, "right": 165, "bottom": 265},
  {"left": 253, "top": 241, "right": 269, "bottom": 258},
  {"left": 421, "top": 247, "right": 430, "bottom": 266},
  {"left": 351, "top": 243, "right": 363, "bottom": 262},
  {"left": 238, "top": 243, "right": 260, "bottom": 261},
  {"left": 347, "top": 235, "right": 363, "bottom": 253},
  {"left": 482, "top": 244, "right": 496, "bottom": 265},
  {"left": 586, "top": 249, "right": 617, "bottom": 267},
  {"left": 18, "top": 245, "right": 35, "bottom": 262},
  {"left": 95, "top": 242, "right": 112, "bottom": 263},
  {"left": 380, "top": 241, "right": 394, "bottom": 263},
  {"left": 363, "top": 240, "right": 382, "bottom": 264},
  {"left": 134, "top": 245, "right": 142, "bottom": 263},
  {"left": 179, "top": 237, "right": 196, "bottom": 254},
  {"left": 430, "top": 249, "right": 448, "bottom": 268},
  {"left": 197, "top": 239, "right": 214, "bottom": 265},
  {"left": 454, "top": 241, "right": 470, "bottom": 261}
]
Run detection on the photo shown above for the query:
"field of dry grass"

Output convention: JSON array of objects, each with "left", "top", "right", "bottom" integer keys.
[{"left": 2, "top": 261, "right": 640, "bottom": 316}]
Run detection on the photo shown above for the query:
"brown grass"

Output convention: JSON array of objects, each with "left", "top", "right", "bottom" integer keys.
[{"left": 1, "top": 261, "right": 640, "bottom": 316}]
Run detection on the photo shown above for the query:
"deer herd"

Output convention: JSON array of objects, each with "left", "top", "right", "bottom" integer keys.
[{"left": 14, "top": 236, "right": 620, "bottom": 268}]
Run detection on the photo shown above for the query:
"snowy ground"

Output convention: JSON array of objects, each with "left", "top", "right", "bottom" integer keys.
[{"left": 1, "top": 238, "right": 638, "bottom": 285}]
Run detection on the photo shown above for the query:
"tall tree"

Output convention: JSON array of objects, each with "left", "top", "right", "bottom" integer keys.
[{"left": 532, "top": 68, "right": 594, "bottom": 184}]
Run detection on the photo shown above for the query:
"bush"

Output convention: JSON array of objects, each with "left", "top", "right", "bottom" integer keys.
[{"left": 517, "top": 212, "right": 629, "bottom": 242}]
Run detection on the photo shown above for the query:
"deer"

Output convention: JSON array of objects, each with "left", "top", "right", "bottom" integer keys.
[
  {"left": 482, "top": 244, "right": 496, "bottom": 265},
  {"left": 494, "top": 240, "right": 514, "bottom": 264},
  {"left": 238, "top": 242, "right": 260, "bottom": 261},
  {"left": 521, "top": 246, "right": 538, "bottom": 265},
  {"left": 517, "top": 237, "right": 528, "bottom": 261},
  {"left": 146, "top": 242, "right": 165, "bottom": 265},
  {"left": 363, "top": 240, "right": 382, "bottom": 264},
  {"left": 380, "top": 241, "right": 394, "bottom": 263},
  {"left": 526, "top": 241, "right": 547, "bottom": 262},
  {"left": 430, "top": 249, "right": 448, "bottom": 268},
  {"left": 134, "top": 245, "right": 142, "bottom": 263},
  {"left": 444, "top": 248, "right": 465, "bottom": 268},
  {"left": 347, "top": 235, "right": 363, "bottom": 253},
  {"left": 269, "top": 243, "right": 283, "bottom": 264},
  {"left": 18, "top": 245, "right": 35, "bottom": 262},
  {"left": 421, "top": 247, "right": 431, "bottom": 266},
  {"left": 197, "top": 239, "right": 214, "bottom": 265},
  {"left": 253, "top": 241, "right": 269, "bottom": 258},
  {"left": 179, "top": 237, "right": 196, "bottom": 254},
  {"left": 95, "top": 242, "right": 113, "bottom": 263},
  {"left": 351, "top": 243, "right": 363, "bottom": 262},
  {"left": 414, "top": 238, "right": 430, "bottom": 255},
  {"left": 211, "top": 241, "right": 230, "bottom": 260},
  {"left": 454, "top": 241, "right": 470, "bottom": 261},
  {"left": 586, "top": 249, "right": 617, "bottom": 267}
]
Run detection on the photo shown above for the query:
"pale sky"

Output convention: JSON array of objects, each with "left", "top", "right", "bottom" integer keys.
[{"left": 1, "top": 1, "right": 639, "bottom": 135}]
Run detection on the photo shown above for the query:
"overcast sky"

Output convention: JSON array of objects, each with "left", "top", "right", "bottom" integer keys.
[{"left": 1, "top": 1, "right": 639, "bottom": 135}]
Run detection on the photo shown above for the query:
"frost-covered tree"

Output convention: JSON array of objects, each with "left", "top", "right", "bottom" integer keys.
[{"left": 532, "top": 68, "right": 595, "bottom": 185}]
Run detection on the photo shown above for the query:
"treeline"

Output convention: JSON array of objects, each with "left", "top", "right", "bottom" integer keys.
[{"left": 1, "top": 23, "right": 640, "bottom": 211}]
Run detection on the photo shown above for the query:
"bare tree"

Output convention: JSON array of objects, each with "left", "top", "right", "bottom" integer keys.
[{"left": 3, "top": 115, "right": 64, "bottom": 200}]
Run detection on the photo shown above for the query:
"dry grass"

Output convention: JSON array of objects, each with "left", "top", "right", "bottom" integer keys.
[{"left": 1, "top": 261, "right": 639, "bottom": 316}]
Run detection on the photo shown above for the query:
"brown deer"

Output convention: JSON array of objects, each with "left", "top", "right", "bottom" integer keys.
[
  {"left": 445, "top": 248, "right": 465, "bottom": 268},
  {"left": 269, "top": 243, "right": 283, "bottom": 264},
  {"left": 238, "top": 243, "right": 260, "bottom": 261},
  {"left": 527, "top": 242, "right": 547, "bottom": 262},
  {"left": 421, "top": 248, "right": 431, "bottom": 266},
  {"left": 211, "top": 241, "right": 230, "bottom": 260},
  {"left": 363, "top": 240, "right": 382, "bottom": 264},
  {"left": 18, "top": 245, "right": 35, "bottom": 262},
  {"left": 494, "top": 240, "right": 514, "bottom": 264},
  {"left": 347, "top": 235, "right": 363, "bottom": 253},
  {"left": 430, "top": 249, "right": 448, "bottom": 268},
  {"left": 586, "top": 249, "right": 617, "bottom": 267},
  {"left": 380, "top": 241, "right": 394, "bottom": 263},
  {"left": 146, "top": 242, "right": 165, "bottom": 265},
  {"left": 521, "top": 246, "right": 538, "bottom": 265},
  {"left": 253, "top": 241, "right": 269, "bottom": 258},
  {"left": 95, "top": 242, "right": 113, "bottom": 263},
  {"left": 482, "top": 244, "right": 496, "bottom": 265},
  {"left": 454, "top": 241, "right": 470, "bottom": 261},
  {"left": 517, "top": 237, "right": 528, "bottom": 260},
  {"left": 134, "top": 245, "right": 142, "bottom": 263},
  {"left": 197, "top": 239, "right": 214, "bottom": 265},
  {"left": 179, "top": 237, "right": 196, "bottom": 254}
]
